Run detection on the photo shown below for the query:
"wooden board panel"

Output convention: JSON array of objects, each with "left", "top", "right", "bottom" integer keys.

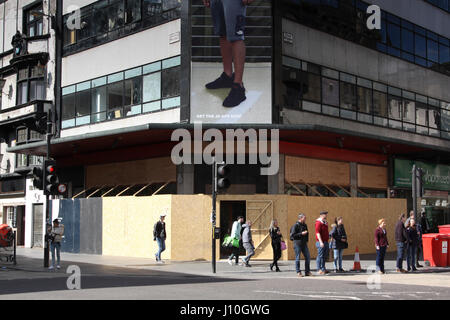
[
  {"left": 86, "top": 157, "right": 175, "bottom": 188},
  {"left": 285, "top": 156, "right": 350, "bottom": 186},
  {"left": 358, "top": 164, "right": 388, "bottom": 189}
]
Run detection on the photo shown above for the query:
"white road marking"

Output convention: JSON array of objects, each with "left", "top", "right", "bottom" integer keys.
[{"left": 254, "top": 290, "right": 362, "bottom": 300}]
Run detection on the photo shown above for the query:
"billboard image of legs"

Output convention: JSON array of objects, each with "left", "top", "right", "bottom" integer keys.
[{"left": 191, "top": 0, "right": 272, "bottom": 124}]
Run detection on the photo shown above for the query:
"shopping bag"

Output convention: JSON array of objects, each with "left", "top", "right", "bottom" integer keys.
[
  {"left": 280, "top": 241, "right": 287, "bottom": 251},
  {"left": 222, "top": 235, "right": 233, "bottom": 248},
  {"left": 232, "top": 237, "right": 240, "bottom": 248}
]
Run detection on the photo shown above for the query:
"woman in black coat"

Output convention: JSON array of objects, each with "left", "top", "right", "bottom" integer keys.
[
  {"left": 330, "top": 217, "right": 348, "bottom": 273},
  {"left": 269, "top": 219, "right": 282, "bottom": 272}
]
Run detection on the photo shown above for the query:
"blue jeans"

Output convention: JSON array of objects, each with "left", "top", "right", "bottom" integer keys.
[
  {"left": 407, "top": 244, "right": 417, "bottom": 270},
  {"left": 333, "top": 248, "right": 343, "bottom": 270},
  {"left": 50, "top": 242, "right": 61, "bottom": 267},
  {"left": 376, "top": 246, "right": 387, "bottom": 273},
  {"left": 396, "top": 242, "right": 406, "bottom": 270},
  {"left": 156, "top": 237, "right": 166, "bottom": 261},
  {"left": 294, "top": 243, "right": 310, "bottom": 273},
  {"left": 316, "top": 242, "right": 329, "bottom": 272}
]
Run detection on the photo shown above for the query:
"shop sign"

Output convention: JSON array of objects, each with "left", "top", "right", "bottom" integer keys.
[{"left": 394, "top": 159, "right": 450, "bottom": 191}]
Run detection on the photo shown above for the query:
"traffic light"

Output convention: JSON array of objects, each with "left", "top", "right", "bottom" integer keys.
[
  {"left": 32, "top": 166, "right": 43, "bottom": 190},
  {"left": 43, "top": 160, "right": 59, "bottom": 195},
  {"left": 216, "top": 164, "right": 230, "bottom": 190}
]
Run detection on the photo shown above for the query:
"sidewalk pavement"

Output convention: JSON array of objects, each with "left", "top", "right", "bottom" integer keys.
[{"left": 2, "top": 247, "right": 450, "bottom": 287}]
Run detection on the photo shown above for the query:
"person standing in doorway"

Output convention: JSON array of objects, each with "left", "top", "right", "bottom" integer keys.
[
  {"left": 153, "top": 214, "right": 167, "bottom": 263},
  {"left": 330, "top": 217, "right": 348, "bottom": 273},
  {"left": 228, "top": 216, "right": 244, "bottom": 265},
  {"left": 269, "top": 219, "right": 282, "bottom": 272},
  {"left": 49, "top": 218, "right": 64, "bottom": 270},
  {"left": 315, "top": 211, "right": 330, "bottom": 275},
  {"left": 203, "top": 0, "right": 254, "bottom": 107},
  {"left": 375, "top": 218, "right": 389, "bottom": 274},
  {"left": 290, "top": 213, "right": 311, "bottom": 277},
  {"left": 395, "top": 213, "right": 408, "bottom": 273},
  {"left": 241, "top": 220, "right": 255, "bottom": 267}
]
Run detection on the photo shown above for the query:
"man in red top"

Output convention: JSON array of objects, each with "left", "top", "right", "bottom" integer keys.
[{"left": 315, "top": 211, "right": 330, "bottom": 275}]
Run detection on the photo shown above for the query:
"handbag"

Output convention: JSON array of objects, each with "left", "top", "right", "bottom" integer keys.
[
  {"left": 280, "top": 241, "right": 287, "bottom": 251},
  {"left": 232, "top": 237, "right": 240, "bottom": 248}
]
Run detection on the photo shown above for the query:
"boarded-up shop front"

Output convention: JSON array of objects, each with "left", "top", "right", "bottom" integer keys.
[{"left": 51, "top": 194, "right": 405, "bottom": 261}]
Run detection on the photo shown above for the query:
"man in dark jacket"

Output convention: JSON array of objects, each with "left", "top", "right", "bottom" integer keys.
[
  {"left": 290, "top": 214, "right": 311, "bottom": 277},
  {"left": 153, "top": 214, "right": 167, "bottom": 263},
  {"left": 395, "top": 213, "right": 408, "bottom": 273}
]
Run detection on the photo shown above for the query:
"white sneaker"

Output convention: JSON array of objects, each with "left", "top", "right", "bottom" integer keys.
[
  {"left": 56, "top": 265, "right": 61, "bottom": 269},
  {"left": 48, "top": 266, "right": 54, "bottom": 270},
  {"left": 228, "top": 259, "right": 233, "bottom": 266}
]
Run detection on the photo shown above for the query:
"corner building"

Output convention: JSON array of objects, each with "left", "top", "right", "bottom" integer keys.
[{"left": 2, "top": 0, "right": 449, "bottom": 261}]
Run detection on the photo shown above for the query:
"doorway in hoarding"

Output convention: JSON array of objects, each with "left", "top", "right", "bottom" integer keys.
[{"left": 220, "top": 201, "right": 246, "bottom": 259}]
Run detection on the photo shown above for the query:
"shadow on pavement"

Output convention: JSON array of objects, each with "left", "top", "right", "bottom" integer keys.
[{"left": 0, "top": 257, "right": 253, "bottom": 295}]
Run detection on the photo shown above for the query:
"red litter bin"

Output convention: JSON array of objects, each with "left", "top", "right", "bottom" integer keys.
[
  {"left": 422, "top": 233, "right": 448, "bottom": 267},
  {"left": 438, "top": 225, "right": 450, "bottom": 235}
]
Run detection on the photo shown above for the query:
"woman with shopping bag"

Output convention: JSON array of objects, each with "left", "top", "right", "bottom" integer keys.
[{"left": 269, "top": 219, "right": 284, "bottom": 272}]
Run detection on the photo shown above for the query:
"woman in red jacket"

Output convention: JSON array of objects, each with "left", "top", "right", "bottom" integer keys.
[{"left": 375, "top": 219, "right": 389, "bottom": 274}]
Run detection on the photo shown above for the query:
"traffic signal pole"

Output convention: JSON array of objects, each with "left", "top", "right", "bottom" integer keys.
[
  {"left": 44, "top": 110, "right": 53, "bottom": 268},
  {"left": 212, "top": 159, "right": 217, "bottom": 274}
]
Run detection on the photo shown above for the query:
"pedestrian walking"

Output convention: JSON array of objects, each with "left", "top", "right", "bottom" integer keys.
[
  {"left": 395, "top": 213, "right": 408, "bottom": 273},
  {"left": 269, "top": 219, "right": 282, "bottom": 272},
  {"left": 290, "top": 213, "right": 311, "bottom": 277},
  {"left": 330, "top": 217, "right": 348, "bottom": 273},
  {"left": 375, "top": 218, "right": 389, "bottom": 274},
  {"left": 406, "top": 218, "right": 420, "bottom": 272},
  {"left": 228, "top": 216, "right": 244, "bottom": 266},
  {"left": 315, "top": 211, "right": 330, "bottom": 275},
  {"left": 153, "top": 214, "right": 167, "bottom": 263},
  {"left": 241, "top": 220, "right": 255, "bottom": 267},
  {"left": 49, "top": 218, "right": 64, "bottom": 270}
]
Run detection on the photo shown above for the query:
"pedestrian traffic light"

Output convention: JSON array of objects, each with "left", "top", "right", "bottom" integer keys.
[
  {"left": 32, "top": 166, "right": 43, "bottom": 190},
  {"left": 216, "top": 164, "right": 230, "bottom": 190},
  {"left": 43, "top": 160, "right": 59, "bottom": 195}
]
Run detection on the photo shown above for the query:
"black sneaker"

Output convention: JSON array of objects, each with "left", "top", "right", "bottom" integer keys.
[
  {"left": 205, "top": 72, "right": 234, "bottom": 89},
  {"left": 223, "top": 83, "right": 246, "bottom": 107}
]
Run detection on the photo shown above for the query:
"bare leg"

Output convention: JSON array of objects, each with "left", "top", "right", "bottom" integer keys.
[
  {"left": 231, "top": 40, "right": 246, "bottom": 86},
  {"left": 220, "top": 37, "right": 233, "bottom": 77}
]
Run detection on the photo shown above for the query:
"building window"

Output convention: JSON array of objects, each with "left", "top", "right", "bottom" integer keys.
[
  {"left": 282, "top": 55, "right": 450, "bottom": 140},
  {"left": 16, "top": 65, "right": 46, "bottom": 106},
  {"left": 340, "top": 82, "right": 357, "bottom": 110},
  {"left": 16, "top": 127, "right": 44, "bottom": 145},
  {"left": 16, "top": 154, "right": 28, "bottom": 168},
  {"left": 61, "top": 56, "right": 181, "bottom": 128},
  {"left": 24, "top": 3, "right": 44, "bottom": 37},
  {"left": 302, "top": 72, "right": 321, "bottom": 103},
  {"left": 357, "top": 86, "right": 372, "bottom": 114},
  {"left": 63, "top": 0, "right": 181, "bottom": 56},
  {"left": 322, "top": 78, "right": 339, "bottom": 107},
  {"left": 280, "top": 1, "right": 450, "bottom": 76}
]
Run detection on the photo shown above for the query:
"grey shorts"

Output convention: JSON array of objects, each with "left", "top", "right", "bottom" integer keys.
[{"left": 210, "top": 0, "right": 247, "bottom": 42}]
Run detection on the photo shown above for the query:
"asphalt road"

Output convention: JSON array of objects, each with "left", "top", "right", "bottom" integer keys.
[{"left": 1, "top": 258, "right": 450, "bottom": 300}]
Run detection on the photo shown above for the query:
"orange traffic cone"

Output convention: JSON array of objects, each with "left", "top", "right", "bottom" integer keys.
[{"left": 351, "top": 246, "right": 362, "bottom": 271}]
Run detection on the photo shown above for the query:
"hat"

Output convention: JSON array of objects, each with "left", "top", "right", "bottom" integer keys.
[
  {"left": 53, "top": 218, "right": 60, "bottom": 223},
  {"left": 160, "top": 214, "right": 167, "bottom": 218},
  {"left": 320, "top": 211, "right": 328, "bottom": 216}
]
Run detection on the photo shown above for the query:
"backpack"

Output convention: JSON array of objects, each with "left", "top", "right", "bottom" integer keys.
[{"left": 290, "top": 223, "right": 299, "bottom": 241}]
